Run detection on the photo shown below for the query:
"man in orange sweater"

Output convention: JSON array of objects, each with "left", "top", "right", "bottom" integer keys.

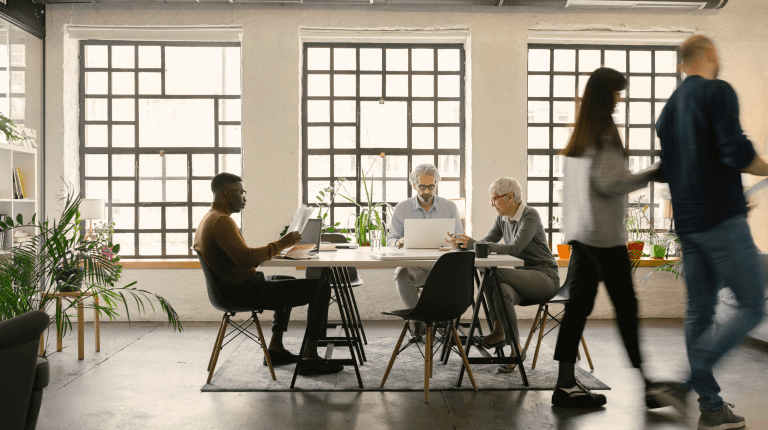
[{"left": 194, "top": 173, "right": 341, "bottom": 376}]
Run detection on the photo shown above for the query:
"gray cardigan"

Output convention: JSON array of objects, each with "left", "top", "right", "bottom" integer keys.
[
  {"left": 468, "top": 205, "right": 559, "bottom": 282},
  {"left": 563, "top": 137, "right": 661, "bottom": 248}
]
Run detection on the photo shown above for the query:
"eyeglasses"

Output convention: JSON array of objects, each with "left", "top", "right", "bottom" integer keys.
[
  {"left": 226, "top": 188, "right": 247, "bottom": 197},
  {"left": 417, "top": 184, "right": 436, "bottom": 191},
  {"left": 490, "top": 193, "right": 512, "bottom": 205}
]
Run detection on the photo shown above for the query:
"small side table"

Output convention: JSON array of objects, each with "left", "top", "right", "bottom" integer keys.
[{"left": 39, "top": 292, "right": 100, "bottom": 360}]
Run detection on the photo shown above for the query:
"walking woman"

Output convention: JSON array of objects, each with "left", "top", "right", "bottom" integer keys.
[{"left": 551, "top": 67, "right": 669, "bottom": 408}]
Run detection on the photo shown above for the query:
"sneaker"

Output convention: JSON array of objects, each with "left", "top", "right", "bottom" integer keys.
[
  {"left": 552, "top": 378, "right": 607, "bottom": 408},
  {"left": 410, "top": 322, "right": 426, "bottom": 343},
  {"left": 698, "top": 402, "right": 745, "bottom": 430},
  {"left": 263, "top": 349, "right": 299, "bottom": 367},
  {"left": 296, "top": 361, "right": 344, "bottom": 376},
  {"left": 645, "top": 381, "right": 688, "bottom": 413}
]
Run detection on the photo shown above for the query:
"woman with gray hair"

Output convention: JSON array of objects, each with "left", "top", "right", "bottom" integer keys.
[{"left": 449, "top": 177, "right": 559, "bottom": 373}]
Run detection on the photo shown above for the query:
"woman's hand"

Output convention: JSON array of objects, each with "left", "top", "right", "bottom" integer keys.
[{"left": 446, "top": 232, "right": 471, "bottom": 248}]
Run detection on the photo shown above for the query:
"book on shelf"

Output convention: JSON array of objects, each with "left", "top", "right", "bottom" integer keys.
[
  {"left": 12, "top": 167, "right": 25, "bottom": 199},
  {"left": 15, "top": 167, "right": 25, "bottom": 198}
]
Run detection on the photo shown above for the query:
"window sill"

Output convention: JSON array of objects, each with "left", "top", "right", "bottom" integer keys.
[
  {"left": 119, "top": 259, "right": 200, "bottom": 269},
  {"left": 556, "top": 257, "right": 680, "bottom": 267}
]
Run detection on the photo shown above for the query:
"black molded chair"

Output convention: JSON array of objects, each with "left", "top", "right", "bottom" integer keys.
[
  {"left": 520, "top": 281, "right": 594, "bottom": 371},
  {"left": 0, "top": 310, "right": 50, "bottom": 430},
  {"left": 193, "top": 247, "right": 277, "bottom": 383},
  {"left": 379, "top": 251, "right": 479, "bottom": 402},
  {"left": 306, "top": 233, "right": 367, "bottom": 348}
]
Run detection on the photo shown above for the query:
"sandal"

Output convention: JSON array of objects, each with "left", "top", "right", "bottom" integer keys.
[{"left": 497, "top": 350, "right": 526, "bottom": 373}]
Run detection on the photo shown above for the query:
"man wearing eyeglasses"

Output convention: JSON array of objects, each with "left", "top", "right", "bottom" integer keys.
[
  {"left": 387, "top": 164, "right": 463, "bottom": 334},
  {"left": 194, "top": 173, "right": 342, "bottom": 376}
]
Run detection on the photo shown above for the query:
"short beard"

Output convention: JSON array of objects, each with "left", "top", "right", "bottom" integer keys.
[{"left": 418, "top": 195, "right": 434, "bottom": 204}]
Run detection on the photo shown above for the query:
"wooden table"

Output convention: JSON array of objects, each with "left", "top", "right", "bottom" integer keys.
[
  {"left": 261, "top": 247, "right": 526, "bottom": 388},
  {"left": 39, "top": 291, "right": 100, "bottom": 360}
]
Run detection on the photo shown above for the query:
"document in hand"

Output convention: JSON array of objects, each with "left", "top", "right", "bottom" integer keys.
[{"left": 283, "top": 244, "right": 317, "bottom": 260}]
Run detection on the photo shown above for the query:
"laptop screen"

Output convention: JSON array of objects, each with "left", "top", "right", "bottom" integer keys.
[{"left": 299, "top": 218, "right": 322, "bottom": 253}]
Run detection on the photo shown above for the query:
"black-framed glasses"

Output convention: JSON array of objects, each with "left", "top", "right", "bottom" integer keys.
[
  {"left": 226, "top": 188, "right": 247, "bottom": 197},
  {"left": 417, "top": 184, "right": 436, "bottom": 191},
  {"left": 490, "top": 193, "right": 512, "bottom": 205}
]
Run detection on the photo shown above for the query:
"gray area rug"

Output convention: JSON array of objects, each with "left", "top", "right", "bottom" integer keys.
[{"left": 202, "top": 337, "right": 609, "bottom": 392}]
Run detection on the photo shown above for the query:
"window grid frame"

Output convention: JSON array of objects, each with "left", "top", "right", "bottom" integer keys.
[
  {"left": 527, "top": 43, "right": 681, "bottom": 251},
  {"left": 79, "top": 40, "right": 242, "bottom": 259},
  {"left": 302, "top": 42, "right": 466, "bottom": 230}
]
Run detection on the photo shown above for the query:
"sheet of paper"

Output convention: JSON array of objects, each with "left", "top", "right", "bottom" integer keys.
[
  {"left": 284, "top": 244, "right": 316, "bottom": 259},
  {"left": 286, "top": 206, "right": 314, "bottom": 233},
  {"left": 745, "top": 178, "right": 768, "bottom": 200}
]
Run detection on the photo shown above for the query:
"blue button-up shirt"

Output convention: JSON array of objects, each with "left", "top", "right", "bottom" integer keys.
[{"left": 387, "top": 195, "right": 463, "bottom": 246}]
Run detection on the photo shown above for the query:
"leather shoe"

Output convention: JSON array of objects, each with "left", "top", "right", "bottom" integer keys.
[
  {"left": 296, "top": 361, "right": 344, "bottom": 376},
  {"left": 473, "top": 335, "right": 505, "bottom": 350},
  {"left": 263, "top": 349, "right": 299, "bottom": 367}
]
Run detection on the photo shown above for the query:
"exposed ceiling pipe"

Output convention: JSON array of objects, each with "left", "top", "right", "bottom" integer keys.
[{"left": 38, "top": 0, "right": 727, "bottom": 8}]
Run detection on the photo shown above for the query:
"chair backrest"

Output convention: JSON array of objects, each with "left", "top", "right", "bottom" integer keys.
[
  {"left": 406, "top": 251, "right": 476, "bottom": 324},
  {"left": 321, "top": 233, "right": 349, "bottom": 244},
  {"left": 193, "top": 247, "right": 250, "bottom": 313}
]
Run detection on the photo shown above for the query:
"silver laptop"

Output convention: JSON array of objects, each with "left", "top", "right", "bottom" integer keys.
[{"left": 404, "top": 218, "right": 455, "bottom": 249}]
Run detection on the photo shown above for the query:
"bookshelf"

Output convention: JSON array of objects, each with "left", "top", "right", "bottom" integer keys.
[{"left": 0, "top": 144, "right": 37, "bottom": 248}]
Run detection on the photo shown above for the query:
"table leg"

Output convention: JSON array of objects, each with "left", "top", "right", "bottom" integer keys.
[
  {"left": 77, "top": 297, "right": 85, "bottom": 360},
  {"left": 39, "top": 299, "right": 45, "bottom": 356},
  {"left": 456, "top": 269, "right": 488, "bottom": 387},
  {"left": 94, "top": 294, "right": 100, "bottom": 352},
  {"left": 56, "top": 297, "right": 62, "bottom": 352}
]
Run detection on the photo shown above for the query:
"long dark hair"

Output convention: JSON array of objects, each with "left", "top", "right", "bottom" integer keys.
[{"left": 561, "top": 67, "right": 627, "bottom": 157}]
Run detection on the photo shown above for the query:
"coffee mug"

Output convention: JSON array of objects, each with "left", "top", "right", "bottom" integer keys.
[{"left": 474, "top": 243, "right": 490, "bottom": 258}]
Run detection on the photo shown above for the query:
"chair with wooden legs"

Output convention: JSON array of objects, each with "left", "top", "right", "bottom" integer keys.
[
  {"left": 519, "top": 282, "right": 594, "bottom": 371},
  {"left": 194, "top": 248, "right": 278, "bottom": 384},
  {"left": 379, "top": 251, "right": 479, "bottom": 403}
]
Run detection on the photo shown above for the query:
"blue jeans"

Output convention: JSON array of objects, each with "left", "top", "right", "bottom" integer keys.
[{"left": 678, "top": 215, "right": 765, "bottom": 411}]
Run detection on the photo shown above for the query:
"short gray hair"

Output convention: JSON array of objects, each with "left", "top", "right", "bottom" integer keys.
[
  {"left": 409, "top": 163, "right": 441, "bottom": 187},
  {"left": 488, "top": 177, "right": 523, "bottom": 204}
]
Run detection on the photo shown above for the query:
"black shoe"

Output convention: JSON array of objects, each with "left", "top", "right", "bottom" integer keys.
[
  {"left": 296, "top": 361, "right": 344, "bottom": 376},
  {"left": 552, "top": 379, "right": 607, "bottom": 408},
  {"left": 263, "top": 349, "right": 299, "bottom": 367},
  {"left": 473, "top": 335, "right": 505, "bottom": 350}
]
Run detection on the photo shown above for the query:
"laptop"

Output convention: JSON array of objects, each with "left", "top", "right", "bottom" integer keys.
[
  {"left": 299, "top": 218, "right": 322, "bottom": 254},
  {"left": 404, "top": 218, "right": 455, "bottom": 249}
]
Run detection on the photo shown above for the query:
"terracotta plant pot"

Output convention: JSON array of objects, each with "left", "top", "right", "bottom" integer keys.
[
  {"left": 626, "top": 241, "right": 645, "bottom": 260},
  {"left": 556, "top": 243, "right": 571, "bottom": 259}
]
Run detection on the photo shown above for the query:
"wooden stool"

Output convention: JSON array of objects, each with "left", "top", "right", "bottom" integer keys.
[{"left": 39, "top": 292, "right": 100, "bottom": 360}]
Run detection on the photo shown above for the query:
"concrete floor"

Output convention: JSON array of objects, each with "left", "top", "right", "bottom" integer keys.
[{"left": 36, "top": 319, "right": 768, "bottom": 430}]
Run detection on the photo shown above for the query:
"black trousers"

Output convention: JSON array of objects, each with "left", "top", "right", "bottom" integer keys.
[
  {"left": 553, "top": 241, "right": 642, "bottom": 369},
  {"left": 232, "top": 275, "right": 331, "bottom": 343}
]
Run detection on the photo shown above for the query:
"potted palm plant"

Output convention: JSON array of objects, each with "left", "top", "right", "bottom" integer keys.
[
  {"left": 0, "top": 184, "right": 182, "bottom": 353},
  {"left": 550, "top": 216, "right": 571, "bottom": 259},
  {"left": 625, "top": 196, "right": 650, "bottom": 260},
  {"left": 340, "top": 167, "right": 392, "bottom": 247}
]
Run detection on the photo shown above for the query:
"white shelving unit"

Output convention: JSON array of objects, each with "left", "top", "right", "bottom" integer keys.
[{"left": 0, "top": 144, "right": 38, "bottom": 249}]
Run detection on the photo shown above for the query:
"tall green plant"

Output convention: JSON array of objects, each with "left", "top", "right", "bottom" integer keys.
[
  {"left": 340, "top": 168, "right": 392, "bottom": 246},
  {"left": 0, "top": 112, "right": 26, "bottom": 144},
  {"left": 0, "top": 184, "right": 182, "bottom": 354},
  {"left": 314, "top": 178, "right": 349, "bottom": 236}
]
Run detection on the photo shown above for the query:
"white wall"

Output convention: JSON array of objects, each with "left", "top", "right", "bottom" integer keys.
[{"left": 44, "top": 1, "right": 768, "bottom": 322}]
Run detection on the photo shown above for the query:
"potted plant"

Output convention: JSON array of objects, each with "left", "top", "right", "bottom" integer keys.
[
  {"left": 0, "top": 112, "right": 26, "bottom": 144},
  {"left": 340, "top": 167, "right": 392, "bottom": 247},
  {"left": 0, "top": 184, "right": 183, "bottom": 353},
  {"left": 313, "top": 178, "right": 349, "bottom": 238},
  {"left": 625, "top": 196, "right": 650, "bottom": 260},
  {"left": 550, "top": 216, "right": 571, "bottom": 259},
  {"left": 90, "top": 218, "right": 116, "bottom": 258}
]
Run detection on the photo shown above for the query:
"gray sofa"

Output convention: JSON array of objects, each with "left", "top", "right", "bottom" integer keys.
[{"left": 715, "top": 252, "right": 768, "bottom": 343}]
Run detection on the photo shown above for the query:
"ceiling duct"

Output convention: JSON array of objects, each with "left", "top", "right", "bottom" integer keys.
[{"left": 38, "top": 0, "right": 728, "bottom": 7}]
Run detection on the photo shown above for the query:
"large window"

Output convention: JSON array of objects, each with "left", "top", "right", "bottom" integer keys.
[
  {"left": 302, "top": 43, "right": 465, "bottom": 230},
  {"left": 526, "top": 44, "right": 680, "bottom": 252},
  {"left": 80, "top": 41, "right": 242, "bottom": 259}
]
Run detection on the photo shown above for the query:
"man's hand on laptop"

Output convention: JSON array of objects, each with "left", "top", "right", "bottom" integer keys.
[
  {"left": 446, "top": 232, "right": 471, "bottom": 249},
  {"left": 395, "top": 238, "right": 404, "bottom": 248}
]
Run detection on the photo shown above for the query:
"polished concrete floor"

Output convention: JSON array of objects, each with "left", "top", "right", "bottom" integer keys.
[{"left": 36, "top": 319, "right": 768, "bottom": 430}]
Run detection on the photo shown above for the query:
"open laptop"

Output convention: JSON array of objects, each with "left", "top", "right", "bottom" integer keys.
[
  {"left": 298, "top": 218, "right": 322, "bottom": 254},
  {"left": 404, "top": 218, "right": 455, "bottom": 249}
]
